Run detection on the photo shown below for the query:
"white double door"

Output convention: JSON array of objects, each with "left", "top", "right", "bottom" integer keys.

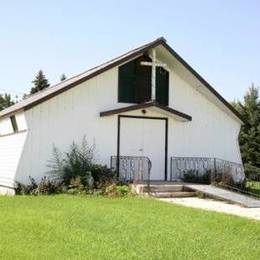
[{"left": 120, "top": 116, "right": 166, "bottom": 180}]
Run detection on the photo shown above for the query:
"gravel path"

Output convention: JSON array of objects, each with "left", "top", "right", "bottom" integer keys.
[{"left": 160, "top": 197, "right": 260, "bottom": 221}]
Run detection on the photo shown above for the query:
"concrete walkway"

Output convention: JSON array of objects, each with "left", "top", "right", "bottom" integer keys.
[
  {"left": 184, "top": 184, "right": 260, "bottom": 208},
  {"left": 161, "top": 197, "right": 260, "bottom": 221}
]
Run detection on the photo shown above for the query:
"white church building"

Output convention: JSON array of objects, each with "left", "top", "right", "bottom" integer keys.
[{"left": 0, "top": 37, "right": 244, "bottom": 194}]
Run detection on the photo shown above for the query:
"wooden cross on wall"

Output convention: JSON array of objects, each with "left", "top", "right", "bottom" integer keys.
[{"left": 140, "top": 49, "right": 167, "bottom": 101}]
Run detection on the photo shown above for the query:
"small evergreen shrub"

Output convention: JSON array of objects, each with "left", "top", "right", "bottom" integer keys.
[{"left": 182, "top": 170, "right": 211, "bottom": 184}]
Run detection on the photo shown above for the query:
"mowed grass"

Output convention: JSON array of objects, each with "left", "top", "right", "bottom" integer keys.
[
  {"left": 247, "top": 180, "right": 260, "bottom": 196},
  {"left": 0, "top": 196, "right": 260, "bottom": 260}
]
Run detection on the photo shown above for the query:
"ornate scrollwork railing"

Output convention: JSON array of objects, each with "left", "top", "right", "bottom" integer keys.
[
  {"left": 170, "top": 156, "right": 245, "bottom": 184},
  {"left": 110, "top": 156, "right": 152, "bottom": 183}
]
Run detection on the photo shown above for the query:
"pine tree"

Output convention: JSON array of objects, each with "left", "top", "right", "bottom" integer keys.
[
  {"left": 0, "top": 93, "right": 15, "bottom": 111},
  {"left": 60, "top": 74, "right": 67, "bottom": 81},
  {"left": 30, "top": 70, "right": 50, "bottom": 94},
  {"left": 232, "top": 84, "right": 260, "bottom": 175}
]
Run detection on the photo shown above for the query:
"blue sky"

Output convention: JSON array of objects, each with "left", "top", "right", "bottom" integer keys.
[{"left": 0, "top": 0, "right": 259, "bottom": 101}]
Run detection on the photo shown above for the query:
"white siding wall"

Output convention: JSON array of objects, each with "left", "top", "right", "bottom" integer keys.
[
  {"left": 15, "top": 68, "right": 120, "bottom": 184},
  {"left": 0, "top": 131, "right": 27, "bottom": 190},
  {"left": 0, "top": 111, "right": 27, "bottom": 135},
  {"left": 0, "top": 110, "right": 28, "bottom": 193},
  {"left": 168, "top": 70, "right": 242, "bottom": 163},
  {"left": 0, "top": 117, "right": 13, "bottom": 135},
  {"left": 0, "top": 63, "right": 242, "bottom": 185},
  {"left": 16, "top": 112, "right": 27, "bottom": 131}
]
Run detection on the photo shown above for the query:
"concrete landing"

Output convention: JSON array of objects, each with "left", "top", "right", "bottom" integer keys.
[{"left": 185, "top": 184, "right": 260, "bottom": 208}]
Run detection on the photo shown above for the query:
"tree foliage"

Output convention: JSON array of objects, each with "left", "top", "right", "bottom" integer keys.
[
  {"left": 0, "top": 93, "right": 15, "bottom": 111},
  {"left": 60, "top": 74, "right": 67, "bottom": 81},
  {"left": 232, "top": 84, "right": 260, "bottom": 174},
  {"left": 30, "top": 70, "right": 50, "bottom": 94}
]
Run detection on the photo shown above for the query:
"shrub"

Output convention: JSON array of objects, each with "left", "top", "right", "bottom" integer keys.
[
  {"left": 244, "top": 163, "right": 260, "bottom": 180},
  {"left": 15, "top": 183, "right": 31, "bottom": 195},
  {"left": 103, "top": 184, "right": 131, "bottom": 197},
  {"left": 182, "top": 170, "right": 211, "bottom": 184},
  {"left": 16, "top": 176, "right": 61, "bottom": 195},
  {"left": 32, "top": 177, "right": 61, "bottom": 195},
  {"left": 116, "top": 185, "right": 130, "bottom": 196},
  {"left": 69, "top": 176, "right": 85, "bottom": 190},
  {"left": 48, "top": 136, "right": 95, "bottom": 185},
  {"left": 15, "top": 176, "right": 38, "bottom": 195},
  {"left": 90, "top": 164, "right": 115, "bottom": 187},
  {"left": 47, "top": 136, "right": 116, "bottom": 191},
  {"left": 104, "top": 183, "right": 117, "bottom": 197},
  {"left": 66, "top": 176, "right": 88, "bottom": 194},
  {"left": 211, "top": 169, "right": 247, "bottom": 190}
]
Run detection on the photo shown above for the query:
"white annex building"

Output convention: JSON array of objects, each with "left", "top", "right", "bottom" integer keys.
[{"left": 0, "top": 37, "right": 244, "bottom": 194}]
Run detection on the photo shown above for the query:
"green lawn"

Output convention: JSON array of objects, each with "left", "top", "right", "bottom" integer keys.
[
  {"left": 247, "top": 180, "right": 260, "bottom": 196},
  {"left": 0, "top": 196, "right": 260, "bottom": 259}
]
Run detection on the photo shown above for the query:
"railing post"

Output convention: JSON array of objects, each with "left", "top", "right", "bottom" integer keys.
[
  {"left": 116, "top": 156, "right": 120, "bottom": 180},
  {"left": 212, "top": 158, "right": 217, "bottom": 183},
  {"left": 170, "top": 157, "right": 173, "bottom": 181},
  {"left": 147, "top": 159, "right": 151, "bottom": 194}
]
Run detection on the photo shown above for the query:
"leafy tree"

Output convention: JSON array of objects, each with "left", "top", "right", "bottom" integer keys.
[
  {"left": 60, "top": 74, "right": 67, "bottom": 81},
  {"left": 0, "top": 93, "right": 15, "bottom": 111},
  {"left": 30, "top": 70, "right": 50, "bottom": 94},
  {"left": 232, "top": 84, "right": 260, "bottom": 175}
]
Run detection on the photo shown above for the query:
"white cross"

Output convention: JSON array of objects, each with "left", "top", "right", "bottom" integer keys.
[{"left": 140, "top": 49, "right": 167, "bottom": 101}]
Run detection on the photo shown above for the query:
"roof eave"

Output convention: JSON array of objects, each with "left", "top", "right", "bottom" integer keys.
[
  {"left": 160, "top": 41, "right": 245, "bottom": 124},
  {"left": 100, "top": 102, "right": 192, "bottom": 122},
  {"left": 0, "top": 37, "right": 244, "bottom": 125}
]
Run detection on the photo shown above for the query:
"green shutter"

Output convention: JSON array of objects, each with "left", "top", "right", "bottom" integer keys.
[
  {"left": 135, "top": 56, "right": 151, "bottom": 103},
  {"left": 118, "top": 60, "right": 136, "bottom": 102},
  {"left": 156, "top": 67, "right": 169, "bottom": 106},
  {"left": 118, "top": 55, "right": 152, "bottom": 103}
]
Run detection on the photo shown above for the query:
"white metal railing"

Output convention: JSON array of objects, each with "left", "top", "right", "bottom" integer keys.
[
  {"left": 110, "top": 156, "right": 152, "bottom": 183},
  {"left": 170, "top": 156, "right": 245, "bottom": 184}
]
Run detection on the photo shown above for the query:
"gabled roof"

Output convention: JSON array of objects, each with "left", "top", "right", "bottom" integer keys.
[
  {"left": 0, "top": 37, "right": 244, "bottom": 123},
  {"left": 100, "top": 101, "right": 192, "bottom": 122}
]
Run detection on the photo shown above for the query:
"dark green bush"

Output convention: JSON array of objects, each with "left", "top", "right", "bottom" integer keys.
[
  {"left": 182, "top": 170, "right": 211, "bottom": 184},
  {"left": 244, "top": 163, "right": 260, "bottom": 180},
  {"left": 90, "top": 164, "right": 115, "bottom": 187}
]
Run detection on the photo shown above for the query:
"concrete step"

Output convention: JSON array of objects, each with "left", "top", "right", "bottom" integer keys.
[
  {"left": 148, "top": 191, "right": 197, "bottom": 198},
  {"left": 143, "top": 184, "right": 184, "bottom": 193}
]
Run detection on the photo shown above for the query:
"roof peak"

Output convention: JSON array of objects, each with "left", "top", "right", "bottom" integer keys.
[
  {"left": 156, "top": 36, "right": 167, "bottom": 43},
  {"left": 0, "top": 37, "right": 243, "bottom": 124}
]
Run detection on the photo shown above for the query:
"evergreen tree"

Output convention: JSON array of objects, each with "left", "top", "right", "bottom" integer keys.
[
  {"left": 0, "top": 93, "right": 15, "bottom": 111},
  {"left": 30, "top": 70, "right": 50, "bottom": 94},
  {"left": 232, "top": 84, "right": 260, "bottom": 175},
  {"left": 60, "top": 74, "right": 67, "bottom": 81}
]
